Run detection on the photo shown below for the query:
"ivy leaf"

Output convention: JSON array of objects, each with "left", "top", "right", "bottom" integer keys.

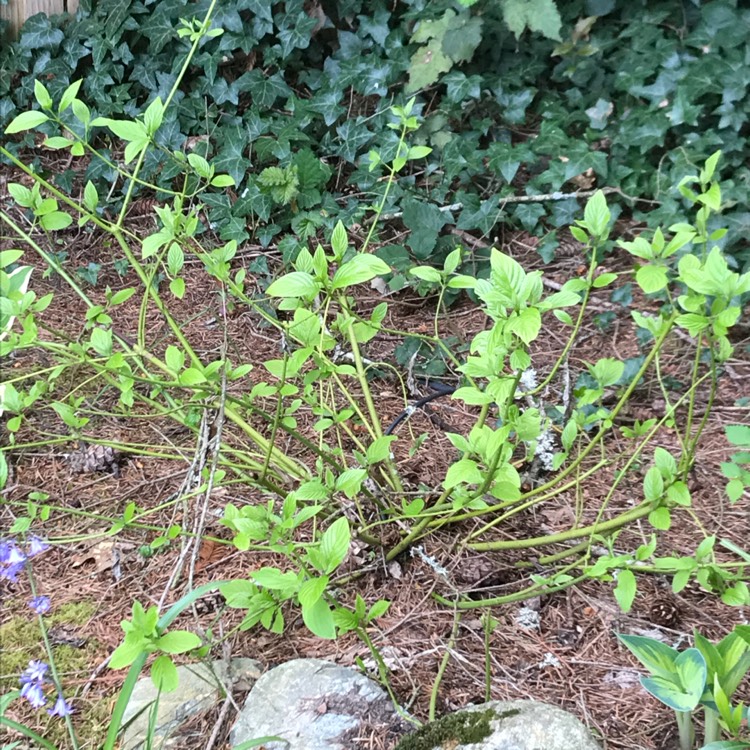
[
  {"left": 443, "top": 71, "right": 482, "bottom": 103},
  {"left": 278, "top": 12, "right": 317, "bottom": 58},
  {"left": 17, "top": 14, "right": 64, "bottom": 50},
  {"left": 213, "top": 126, "right": 251, "bottom": 186},
  {"left": 305, "top": 88, "right": 346, "bottom": 127},
  {"left": 407, "top": 38, "right": 452, "bottom": 93},
  {"left": 402, "top": 199, "right": 451, "bottom": 258},
  {"left": 99, "top": 0, "right": 134, "bottom": 43},
  {"left": 219, "top": 216, "right": 249, "bottom": 244},
  {"left": 513, "top": 203, "right": 546, "bottom": 232},
  {"left": 500, "top": 0, "right": 562, "bottom": 41},
  {"left": 244, "top": 70, "right": 292, "bottom": 109},
  {"left": 442, "top": 14, "right": 483, "bottom": 62},
  {"left": 140, "top": 7, "right": 176, "bottom": 54},
  {"left": 332, "top": 120, "right": 373, "bottom": 163},
  {"left": 488, "top": 143, "right": 525, "bottom": 184}
]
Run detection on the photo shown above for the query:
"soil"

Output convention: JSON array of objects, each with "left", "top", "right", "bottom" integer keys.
[{"left": 1, "top": 168, "right": 749, "bottom": 750}]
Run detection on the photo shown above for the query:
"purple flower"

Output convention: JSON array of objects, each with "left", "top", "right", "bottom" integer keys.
[
  {"left": 28, "top": 536, "right": 49, "bottom": 557},
  {"left": 7, "top": 545, "right": 26, "bottom": 565},
  {"left": 48, "top": 694, "right": 73, "bottom": 718},
  {"left": 20, "top": 680, "right": 46, "bottom": 708},
  {"left": 0, "top": 561, "right": 25, "bottom": 582},
  {"left": 20, "top": 660, "right": 49, "bottom": 685},
  {"left": 29, "top": 595, "right": 51, "bottom": 615},
  {"left": 0, "top": 539, "right": 12, "bottom": 563}
]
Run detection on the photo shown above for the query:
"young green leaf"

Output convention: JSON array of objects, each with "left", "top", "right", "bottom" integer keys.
[
  {"left": 331, "top": 254, "right": 391, "bottom": 290},
  {"left": 614, "top": 569, "right": 637, "bottom": 613},
  {"left": 266, "top": 271, "right": 320, "bottom": 298},
  {"left": 319, "top": 517, "right": 350, "bottom": 573},
  {"left": 5, "top": 110, "right": 50, "bottom": 133},
  {"left": 157, "top": 630, "right": 202, "bottom": 654},
  {"left": 151, "top": 654, "right": 179, "bottom": 692}
]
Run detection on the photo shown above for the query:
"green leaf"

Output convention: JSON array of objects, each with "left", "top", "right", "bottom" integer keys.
[
  {"left": 266, "top": 271, "right": 320, "bottom": 298},
  {"left": 410, "top": 266, "right": 442, "bottom": 284},
  {"left": 501, "top": 0, "right": 562, "bottom": 41},
  {"left": 94, "top": 117, "right": 148, "bottom": 144},
  {"left": 334, "top": 468, "right": 367, "bottom": 498},
  {"left": 34, "top": 80, "right": 53, "bottom": 110},
  {"left": 109, "top": 635, "right": 147, "bottom": 670},
  {"left": 187, "top": 152, "right": 211, "bottom": 179},
  {"left": 251, "top": 567, "right": 299, "bottom": 591},
  {"left": 319, "top": 517, "right": 350, "bottom": 573},
  {"left": 178, "top": 368, "right": 207, "bottom": 386},
  {"left": 452, "top": 387, "right": 493, "bottom": 405},
  {"left": 614, "top": 569, "right": 636, "bottom": 613},
  {"left": 366, "top": 436, "right": 397, "bottom": 465},
  {"left": 617, "top": 634, "right": 678, "bottom": 680},
  {"left": 591, "top": 358, "right": 624, "bottom": 387},
  {"left": 157, "top": 630, "right": 201, "bottom": 654},
  {"left": 301, "top": 596, "right": 336, "bottom": 639},
  {"left": 90, "top": 327, "right": 113, "bottom": 357},
  {"left": 444, "top": 458, "right": 483, "bottom": 488},
  {"left": 210, "top": 174, "right": 235, "bottom": 187},
  {"left": 648, "top": 506, "right": 671, "bottom": 530},
  {"left": 58, "top": 79, "right": 83, "bottom": 114},
  {"left": 583, "top": 190, "right": 610, "bottom": 238},
  {"left": 636, "top": 264, "right": 669, "bottom": 294},
  {"left": 330, "top": 221, "right": 348, "bottom": 259},
  {"left": 298, "top": 576, "right": 328, "bottom": 610},
  {"left": 40, "top": 212, "right": 73, "bottom": 231},
  {"left": 151, "top": 654, "right": 179, "bottom": 692},
  {"left": 331, "top": 254, "right": 391, "bottom": 290},
  {"left": 169, "top": 278, "right": 185, "bottom": 299},
  {"left": 507, "top": 307, "right": 541, "bottom": 344},
  {"left": 5, "top": 110, "right": 50, "bottom": 134},
  {"left": 726, "top": 425, "right": 750, "bottom": 447}
]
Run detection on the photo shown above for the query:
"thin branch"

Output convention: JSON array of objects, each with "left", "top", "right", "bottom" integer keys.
[{"left": 380, "top": 186, "right": 659, "bottom": 221}]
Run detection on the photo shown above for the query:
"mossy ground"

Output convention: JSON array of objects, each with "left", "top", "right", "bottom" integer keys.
[
  {"left": 394, "top": 707, "right": 515, "bottom": 750},
  {"left": 1, "top": 599, "right": 112, "bottom": 749}
]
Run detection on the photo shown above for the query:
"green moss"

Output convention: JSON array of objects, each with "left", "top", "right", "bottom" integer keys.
[
  {"left": 395, "top": 707, "right": 519, "bottom": 750},
  {"left": 0, "top": 600, "right": 98, "bottom": 689},
  {"left": 0, "top": 599, "right": 111, "bottom": 749}
]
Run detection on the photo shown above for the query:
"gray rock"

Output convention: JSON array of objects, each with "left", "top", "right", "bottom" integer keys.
[
  {"left": 394, "top": 700, "right": 601, "bottom": 750},
  {"left": 230, "top": 658, "right": 406, "bottom": 750},
  {"left": 121, "top": 657, "right": 261, "bottom": 750}
]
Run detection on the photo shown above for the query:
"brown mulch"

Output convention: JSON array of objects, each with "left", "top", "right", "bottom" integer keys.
[{"left": 1, "top": 171, "right": 750, "bottom": 750}]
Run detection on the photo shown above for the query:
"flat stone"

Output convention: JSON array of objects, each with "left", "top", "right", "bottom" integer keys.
[
  {"left": 394, "top": 699, "right": 601, "bottom": 750},
  {"left": 121, "top": 657, "right": 262, "bottom": 750},
  {"left": 230, "top": 658, "right": 405, "bottom": 750}
]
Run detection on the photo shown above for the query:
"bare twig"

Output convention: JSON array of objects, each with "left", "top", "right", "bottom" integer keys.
[{"left": 381, "top": 186, "right": 660, "bottom": 221}]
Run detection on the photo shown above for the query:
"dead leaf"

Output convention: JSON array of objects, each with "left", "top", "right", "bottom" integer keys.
[
  {"left": 71, "top": 540, "right": 136, "bottom": 576},
  {"left": 387, "top": 561, "right": 403, "bottom": 580},
  {"left": 194, "top": 539, "right": 230, "bottom": 573}
]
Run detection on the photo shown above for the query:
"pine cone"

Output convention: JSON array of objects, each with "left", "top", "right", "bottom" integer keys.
[
  {"left": 649, "top": 598, "right": 681, "bottom": 628},
  {"left": 67, "top": 443, "right": 121, "bottom": 477}
]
